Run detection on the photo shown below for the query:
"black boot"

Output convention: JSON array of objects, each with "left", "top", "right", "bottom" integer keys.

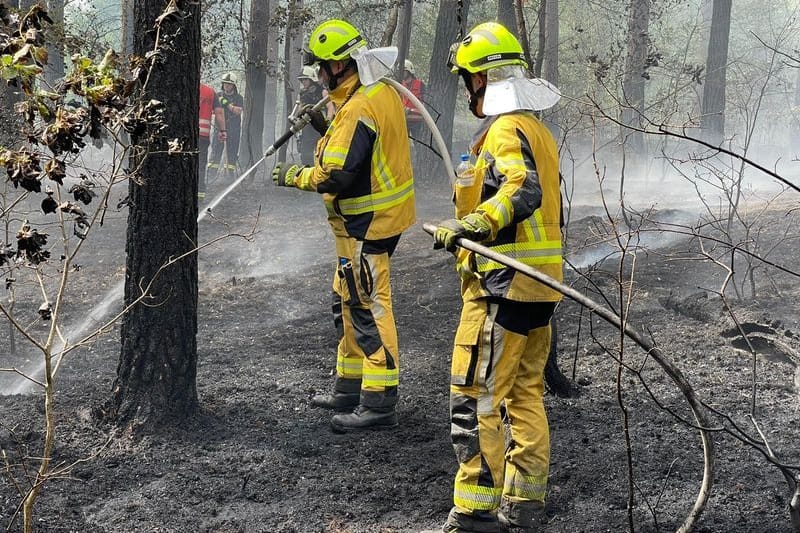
[
  {"left": 309, "top": 392, "right": 359, "bottom": 411},
  {"left": 497, "top": 499, "right": 546, "bottom": 530},
  {"left": 442, "top": 507, "right": 502, "bottom": 533},
  {"left": 330, "top": 405, "right": 398, "bottom": 433}
]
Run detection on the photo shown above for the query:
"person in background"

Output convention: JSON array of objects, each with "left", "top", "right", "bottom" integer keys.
[
  {"left": 296, "top": 65, "right": 327, "bottom": 166},
  {"left": 401, "top": 59, "right": 426, "bottom": 141},
  {"left": 207, "top": 72, "right": 243, "bottom": 181},
  {"left": 199, "top": 82, "right": 226, "bottom": 201},
  {"left": 431, "top": 21, "right": 563, "bottom": 533},
  {"left": 272, "top": 19, "right": 415, "bottom": 433}
]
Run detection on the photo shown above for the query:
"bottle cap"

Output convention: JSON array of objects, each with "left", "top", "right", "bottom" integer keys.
[{"left": 460, "top": 153, "right": 469, "bottom": 161}]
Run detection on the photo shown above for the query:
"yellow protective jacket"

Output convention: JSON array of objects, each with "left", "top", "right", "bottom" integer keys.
[
  {"left": 454, "top": 112, "right": 563, "bottom": 303},
  {"left": 294, "top": 75, "right": 416, "bottom": 240}
]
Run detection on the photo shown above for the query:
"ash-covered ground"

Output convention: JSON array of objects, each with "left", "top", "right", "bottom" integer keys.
[{"left": 1, "top": 166, "right": 799, "bottom": 533}]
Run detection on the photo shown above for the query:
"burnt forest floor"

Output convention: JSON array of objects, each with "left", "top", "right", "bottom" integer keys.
[{"left": 1, "top": 168, "right": 800, "bottom": 533}]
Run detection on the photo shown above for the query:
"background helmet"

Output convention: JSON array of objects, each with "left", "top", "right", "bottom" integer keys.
[
  {"left": 448, "top": 22, "right": 527, "bottom": 74},
  {"left": 404, "top": 59, "right": 415, "bottom": 76},
  {"left": 298, "top": 65, "right": 318, "bottom": 81},
  {"left": 304, "top": 19, "right": 366, "bottom": 65},
  {"left": 221, "top": 72, "right": 237, "bottom": 87}
]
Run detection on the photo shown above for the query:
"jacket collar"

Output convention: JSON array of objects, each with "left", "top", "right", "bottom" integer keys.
[{"left": 329, "top": 73, "right": 361, "bottom": 106}]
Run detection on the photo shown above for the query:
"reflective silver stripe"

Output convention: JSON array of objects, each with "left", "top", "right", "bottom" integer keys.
[
  {"left": 361, "top": 366, "right": 399, "bottom": 387},
  {"left": 503, "top": 471, "right": 547, "bottom": 500},
  {"left": 453, "top": 481, "right": 502, "bottom": 510}
]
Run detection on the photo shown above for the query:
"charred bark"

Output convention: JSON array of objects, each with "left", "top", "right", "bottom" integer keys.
[{"left": 108, "top": 0, "right": 201, "bottom": 429}]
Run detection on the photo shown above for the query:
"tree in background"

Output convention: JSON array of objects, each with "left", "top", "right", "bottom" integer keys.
[
  {"left": 42, "top": 0, "right": 64, "bottom": 87},
  {"left": 421, "top": 0, "right": 471, "bottom": 177},
  {"left": 700, "top": 0, "right": 731, "bottom": 145},
  {"left": 620, "top": 0, "right": 650, "bottom": 158},
  {"left": 497, "top": 0, "right": 515, "bottom": 32},
  {"left": 121, "top": 0, "right": 133, "bottom": 55},
  {"left": 276, "top": 0, "right": 306, "bottom": 162},
  {"left": 393, "top": 0, "right": 413, "bottom": 81},
  {"left": 242, "top": 0, "right": 270, "bottom": 168},
  {"left": 109, "top": 0, "right": 201, "bottom": 429}
]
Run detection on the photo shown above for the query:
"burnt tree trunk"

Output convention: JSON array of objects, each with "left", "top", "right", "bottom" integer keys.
[{"left": 110, "top": 0, "right": 200, "bottom": 429}]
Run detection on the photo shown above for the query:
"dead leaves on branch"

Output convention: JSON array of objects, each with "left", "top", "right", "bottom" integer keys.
[
  {"left": 15, "top": 222, "right": 49, "bottom": 265},
  {"left": 0, "top": 2, "right": 166, "bottom": 280},
  {"left": 0, "top": 148, "right": 42, "bottom": 192}
]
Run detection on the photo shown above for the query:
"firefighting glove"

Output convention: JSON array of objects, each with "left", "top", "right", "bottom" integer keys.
[
  {"left": 272, "top": 162, "right": 304, "bottom": 187},
  {"left": 301, "top": 104, "right": 328, "bottom": 136},
  {"left": 433, "top": 213, "right": 492, "bottom": 252}
]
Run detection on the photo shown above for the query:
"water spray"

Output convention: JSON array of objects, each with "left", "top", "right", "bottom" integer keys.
[{"left": 5, "top": 49, "right": 455, "bottom": 395}]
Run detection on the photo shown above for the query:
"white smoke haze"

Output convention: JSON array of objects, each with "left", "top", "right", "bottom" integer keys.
[{"left": 0, "top": 173, "right": 340, "bottom": 395}]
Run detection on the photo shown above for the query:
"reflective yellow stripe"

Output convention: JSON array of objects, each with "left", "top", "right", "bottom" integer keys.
[
  {"left": 453, "top": 481, "right": 502, "bottom": 511},
  {"left": 337, "top": 178, "right": 414, "bottom": 215},
  {"left": 363, "top": 83, "right": 382, "bottom": 98},
  {"left": 373, "top": 138, "right": 396, "bottom": 190},
  {"left": 361, "top": 366, "right": 399, "bottom": 388},
  {"left": 337, "top": 356, "right": 363, "bottom": 378},
  {"left": 475, "top": 207, "right": 561, "bottom": 272},
  {"left": 503, "top": 471, "right": 547, "bottom": 501},
  {"left": 495, "top": 155, "right": 525, "bottom": 176},
  {"left": 475, "top": 246, "right": 562, "bottom": 272},
  {"left": 322, "top": 145, "right": 348, "bottom": 166}
]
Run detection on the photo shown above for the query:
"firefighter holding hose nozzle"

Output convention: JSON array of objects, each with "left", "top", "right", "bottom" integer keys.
[{"left": 272, "top": 19, "right": 415, "bottom": 433}]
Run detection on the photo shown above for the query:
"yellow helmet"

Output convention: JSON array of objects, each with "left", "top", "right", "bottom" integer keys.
[
  {"left": 304, "top": 19, "right": 366, "bottom": 65},
  {"left": 448, "top": 22, "right": 527, "bottom": 74}
]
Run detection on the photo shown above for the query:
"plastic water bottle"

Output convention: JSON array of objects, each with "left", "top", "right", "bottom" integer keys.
[
  {"left": 454, "top": 153, "right": 477, "bottom": 217},
  {"left": 455, "top": 154, "right": 473, "bottom": 186}
]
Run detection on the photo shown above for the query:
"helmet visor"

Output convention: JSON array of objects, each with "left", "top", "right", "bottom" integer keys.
[{"left": 302, "top": 49, "right": 321, "bottom": 66}]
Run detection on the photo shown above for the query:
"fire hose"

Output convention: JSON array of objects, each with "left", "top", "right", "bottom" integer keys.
[{"left": 422, "top": 223, "right": 715, "bottom": 533}]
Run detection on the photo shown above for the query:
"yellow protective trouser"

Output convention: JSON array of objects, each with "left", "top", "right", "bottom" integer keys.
[
  {"left": 449, "top": 298, "right": 555, "bottom": 514},
  {"left": 330, "top": 234, "right": 400, "bottom": 409}
]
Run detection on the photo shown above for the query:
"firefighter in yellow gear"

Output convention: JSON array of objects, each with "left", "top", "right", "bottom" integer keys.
[
  {"left": 432, "top": 22, "right": 563, "bottom": 533},
  {"left": 272, "top": 19, "right": 415, "bottom": 433}
]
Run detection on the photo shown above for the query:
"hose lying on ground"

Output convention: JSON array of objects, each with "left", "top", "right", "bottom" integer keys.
[{"left": 423, "top": 223, "right": 715, "bottom": 533}]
